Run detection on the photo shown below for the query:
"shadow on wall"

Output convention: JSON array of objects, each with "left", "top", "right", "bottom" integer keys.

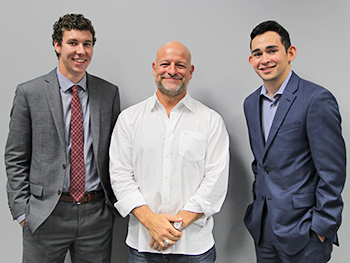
[{"left": 213, "top": 135, "right": 254, "bottom": 262}]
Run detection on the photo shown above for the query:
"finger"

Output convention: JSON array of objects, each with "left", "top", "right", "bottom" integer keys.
[
  {"left": 149, "top": 237, "right": 156, "bottom": 248},
  {"left": 152, "top": 242, "right": 160, "bottom": 250},
  {"left": 168, "top": 228, "right": 182, "bottom": 239}
]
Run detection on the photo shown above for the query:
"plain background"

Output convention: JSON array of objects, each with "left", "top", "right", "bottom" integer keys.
[{"left": 1, "top": 1, "right": 349, "bottom": 262}]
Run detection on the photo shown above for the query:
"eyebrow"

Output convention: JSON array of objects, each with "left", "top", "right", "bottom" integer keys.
[
  {"left": 251, "top": 45, "right": 279, "bottom": 54},
  {"left": 66, "top": 38, "right": 92, "bottom": 43},
  {"left": 159, "top": 60, "right": 187, "bottom": 65}
]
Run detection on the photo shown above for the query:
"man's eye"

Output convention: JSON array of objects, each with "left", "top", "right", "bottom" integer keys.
[
  {"left": 69, "top": 42, "right": 77, "bottom": 46},
  {"left": 253, "top": 53, "right": 262, "bottom": 57}
]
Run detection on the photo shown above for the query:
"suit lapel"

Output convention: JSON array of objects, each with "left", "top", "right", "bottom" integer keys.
[
  {"left": 252, "top": 90, "right": 265, "bottom": 151},
  {"left": 44, "top": 69, "right": 66, "bottom": 148},
  {"left": 86, "top": 73, "right": 101, "bottom": 160},
  {"left": 263, "top": 73, "right": 299, "bottom": 157}
]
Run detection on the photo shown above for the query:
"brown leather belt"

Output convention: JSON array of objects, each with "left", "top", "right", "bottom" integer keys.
[{"left": 59, "top": 190, "right": 104, "bottom": 204}]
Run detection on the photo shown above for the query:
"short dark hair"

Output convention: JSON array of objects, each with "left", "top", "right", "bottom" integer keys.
[
  {"left": 250, "top": 20, "right": 291, "bottom": 53},
  {"left": 52, "top": 14, "right": 96, "bottom": 58}
]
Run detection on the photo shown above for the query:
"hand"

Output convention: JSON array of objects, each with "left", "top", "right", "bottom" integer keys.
[
  {"left": 174, "top": 210, "right": 204, "bottom": 229},
  {"left": 316, "top": 233, "right": 325, "bottom": 242},
  {"left": 20, "top": 220, "right": 25, "bottom": 228},
  {"left": 149, "top": 237, "right": 173, "bottom": 251},
  {"left": 132, "top": 206, "right": 183, "bottom": 251}
]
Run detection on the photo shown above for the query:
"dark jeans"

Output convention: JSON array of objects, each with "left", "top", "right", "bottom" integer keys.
[{"left": 128, "top": 245, "right": 216, "bottom": 263}]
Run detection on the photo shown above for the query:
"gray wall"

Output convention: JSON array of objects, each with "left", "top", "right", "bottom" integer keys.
[{"left": 1, "top": 1, "right": 349, "bottom": 262}]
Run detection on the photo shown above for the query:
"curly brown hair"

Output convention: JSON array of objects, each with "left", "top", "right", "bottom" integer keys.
[{"left": 52, "top": 14, "right": 96, "bottom": 58}]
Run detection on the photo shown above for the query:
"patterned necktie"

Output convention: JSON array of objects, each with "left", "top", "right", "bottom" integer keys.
[{"left": 70, "top": 85, "right": 85, "bottom": 202}]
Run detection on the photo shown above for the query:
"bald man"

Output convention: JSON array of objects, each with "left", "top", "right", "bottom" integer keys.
[{"left": 109, "top": 41, "right": 229, "bottom": 262}]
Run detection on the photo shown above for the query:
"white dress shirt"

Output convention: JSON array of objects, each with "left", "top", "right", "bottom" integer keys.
[{"left": 110, "top": 92, "right": 229, "bottom": 255}]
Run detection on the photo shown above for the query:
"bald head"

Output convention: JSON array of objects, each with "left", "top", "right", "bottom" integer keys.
[{"left": 155, "top": 41, "right": 192, "bottom": 65}]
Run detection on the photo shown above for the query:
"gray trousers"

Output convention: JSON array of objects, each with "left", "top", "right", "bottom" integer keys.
[{"left": 23, "top": 197, "right": 114, "bottom": 263}]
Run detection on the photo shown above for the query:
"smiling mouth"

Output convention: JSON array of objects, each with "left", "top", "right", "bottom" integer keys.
[
  {"left": 73, "top": 58, "right": 86, "bottom": 63},
  {"left": 260, "top": 65, "right": 276, "bottom": 71},
  {"left": 162, "top": 76, "right": 183, "bottom": 81}
]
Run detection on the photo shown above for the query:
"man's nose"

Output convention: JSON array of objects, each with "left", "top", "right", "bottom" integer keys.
[
  {"left": 261, "top": 53, "right": 270, "bottom": 64},
  {"left": 76, "top": 44, "right": 86, "bottom": 54},
  {"left": 167, "top": 64, "right": 177, "bottom": 75}
]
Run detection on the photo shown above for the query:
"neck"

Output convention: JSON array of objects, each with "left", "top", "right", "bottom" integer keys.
[
  {"left": 156, "top": 90, "right": 186, "bottom": 117},
  {"left": 58, "top": 66, "right": 85, "bottom": 84},
  {"left": 264, "top": 70, "right": 291, "bottom": 98},
  {"left": 264, "top": 83, "right": 281, "bottom": 98}
]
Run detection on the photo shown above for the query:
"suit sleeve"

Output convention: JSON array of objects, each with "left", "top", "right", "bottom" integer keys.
[
  {"left": 307, "top": 89, "right": 346, "bottom": 240},
  {"left": 244, "top": 98, "right": 258, "bottom": 200},
  {"left": 5, "top": 85, "right": 32, "bottom": 220}
]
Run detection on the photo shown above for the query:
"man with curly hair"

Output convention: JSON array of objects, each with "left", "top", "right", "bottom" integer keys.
[{"left": 5, "top": 14, "right": 120, "bottom": 262}]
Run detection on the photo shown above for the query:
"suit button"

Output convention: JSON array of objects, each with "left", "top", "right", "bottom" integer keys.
[
  {"left": 62, "top": 164, "right": 66, "bottom": 169},
  {"left": 265, "top": 168, "right": 270, "bottom": 174},
  {"left": 57, "top": 190, "right": 61, "bottom": 195}
]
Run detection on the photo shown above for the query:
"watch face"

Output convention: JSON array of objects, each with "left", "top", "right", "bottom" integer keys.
[{"left": 173, "top": 221, "right": 183, "bottom": 230}]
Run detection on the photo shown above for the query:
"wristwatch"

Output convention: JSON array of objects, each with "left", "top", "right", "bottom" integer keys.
[{"left": 173, "top": 221, "right": 183, "bottom": 231}]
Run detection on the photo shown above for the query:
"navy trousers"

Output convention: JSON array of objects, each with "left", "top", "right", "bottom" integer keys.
[{"left": 255, "top": 207, "right": 333, "bottom": 263}]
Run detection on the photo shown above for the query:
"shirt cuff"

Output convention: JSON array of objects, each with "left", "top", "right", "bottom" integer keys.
[
  {"left": 114, "top": 191, "right": 147, "bottom": 218},
  {"left": 17, "top": 214, "right": 25, "bottom": 224}
]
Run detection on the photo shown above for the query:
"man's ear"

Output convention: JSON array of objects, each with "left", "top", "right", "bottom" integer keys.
[
  {"left": 287, "top": 45, "right": 297, "bottom": 63},
  {"left": 152, "top": 62, "right": 156, "bottom": 77},
  {"left": 54, "top": 41, "right": 61, "bottom": 55},
  {"left": 189, "top": 65, "right": 195, "bottom": 80},
  {"left": 248, "top": 55, "right": 253, "bottom": 67}
]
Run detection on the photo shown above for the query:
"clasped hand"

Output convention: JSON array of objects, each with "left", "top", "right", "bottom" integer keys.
[{"left": 147, "top": 214, "right": 183, "bottom": 251}]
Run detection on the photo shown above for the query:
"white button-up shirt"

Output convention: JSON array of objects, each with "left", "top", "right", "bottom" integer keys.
[{"left": 110, "top": 92, "right": 229, "bottom": 255}]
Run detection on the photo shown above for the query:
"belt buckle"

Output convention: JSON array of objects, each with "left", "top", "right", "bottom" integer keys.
[{"left": 74, "top": 199, "right": 81, "bottom": 205}]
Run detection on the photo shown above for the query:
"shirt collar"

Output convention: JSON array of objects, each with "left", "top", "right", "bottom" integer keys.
[
  {"left": 150, "top": 91, "right": 193, "bottom": 112},
  {"left": 260, "top": 70, "right": 292, "bottom": 99},
  {"left": 56, "top": 67, "right": 87, "bottom": 92}
]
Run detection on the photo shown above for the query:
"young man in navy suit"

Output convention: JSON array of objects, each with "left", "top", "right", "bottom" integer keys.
[{"left": 244, "top": 20, "right": 346, "bottom": 262}]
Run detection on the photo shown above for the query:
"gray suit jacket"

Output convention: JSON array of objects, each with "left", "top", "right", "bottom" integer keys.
[{"left": 5, "top": 69, "right": 120, "bottom": 233}]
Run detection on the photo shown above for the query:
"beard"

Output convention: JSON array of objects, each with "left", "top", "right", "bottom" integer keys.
[{"left": 156, "top": 78, "right": 188, "bottom": 97}]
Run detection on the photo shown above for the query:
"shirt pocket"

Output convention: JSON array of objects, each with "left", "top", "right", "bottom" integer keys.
[{"left": 179, "top": 131, "right": 206, "bottom": 161}]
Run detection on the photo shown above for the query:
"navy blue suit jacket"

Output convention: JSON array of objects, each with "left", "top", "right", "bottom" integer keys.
[{"left": 243, "top": 71, "right": 346, "bottom": 255}]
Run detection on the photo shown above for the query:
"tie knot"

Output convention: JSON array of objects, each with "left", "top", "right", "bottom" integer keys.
[{"left": 72, "top": 85, "right": 79, "bottom": 94}]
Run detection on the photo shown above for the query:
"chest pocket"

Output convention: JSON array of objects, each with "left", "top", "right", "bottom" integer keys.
[{"left": 179, "top": 131, "right": 206, "bottom": 161}]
